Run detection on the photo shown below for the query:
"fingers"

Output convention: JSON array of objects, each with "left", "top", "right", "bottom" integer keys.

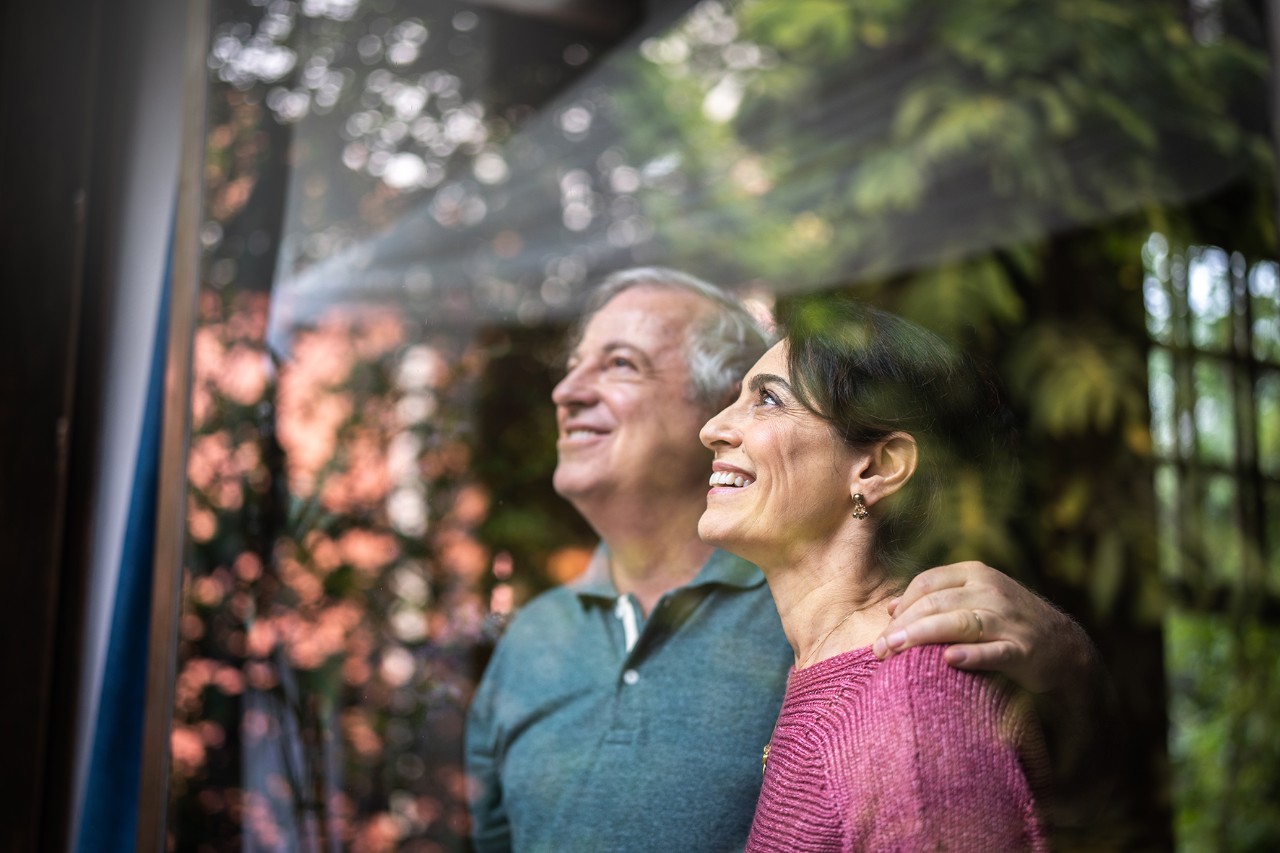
[
  {"left": 872, "top": 608, "right": 993, "bottom": 659},
  {"left": 890, "top": 562, "right": 979, "bottom": 616},
  {"left": 941, "top": 641, "right": 1020, "bottom": 672},
  {"left": 887, "top": 585, "right": 995, "bottom": 630},
  {"left": 873, "top": 561, "right": 1079, "bottom": 694}
]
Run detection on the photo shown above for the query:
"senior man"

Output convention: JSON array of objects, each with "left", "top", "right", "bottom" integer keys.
[{"left": 466, "top": 268, "right": 1104, "bottom": 851}]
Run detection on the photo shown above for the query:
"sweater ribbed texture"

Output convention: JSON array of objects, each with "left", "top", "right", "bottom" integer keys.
[{"left": 747, "top": 644, "right": 1051, "bottom": 852}]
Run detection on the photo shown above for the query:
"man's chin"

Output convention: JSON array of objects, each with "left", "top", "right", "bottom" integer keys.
[{"left": 552, "top": 469, "right": 599, "bottom": 504}]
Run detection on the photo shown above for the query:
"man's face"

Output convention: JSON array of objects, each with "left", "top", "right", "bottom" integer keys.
[{"left": 551, "top": 286, "right": 718, "bottom": 514}]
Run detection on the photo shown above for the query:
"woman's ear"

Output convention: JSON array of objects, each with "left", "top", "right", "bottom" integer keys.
[{"left": 851, "top": 433, "right": 918, "bottom": 505}]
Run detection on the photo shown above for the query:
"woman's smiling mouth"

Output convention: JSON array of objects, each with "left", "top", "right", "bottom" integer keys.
[{"left": 708, "top": 470, "right": 754, "bottom": 488}]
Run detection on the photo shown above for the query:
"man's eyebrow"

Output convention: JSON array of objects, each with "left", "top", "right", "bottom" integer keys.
[{"left": 748, "top": 373, "right": 790, "bottom": 393}]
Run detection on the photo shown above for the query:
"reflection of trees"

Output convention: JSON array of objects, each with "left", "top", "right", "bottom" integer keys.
[
  {"left": 175, "top": 289, "right": 494, "bottom": 849},
  {"left": 174, "top": 2, "right": 638, "bottom": 848}
]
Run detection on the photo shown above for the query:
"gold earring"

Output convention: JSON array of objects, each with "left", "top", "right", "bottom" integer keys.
[{"left": 852, "top": 493, "right": 869, "bottom": 520}]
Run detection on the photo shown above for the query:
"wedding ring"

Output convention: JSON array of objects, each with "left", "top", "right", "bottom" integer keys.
[{"left": 973, "top": 611, "right": 984, "bottom": 641}]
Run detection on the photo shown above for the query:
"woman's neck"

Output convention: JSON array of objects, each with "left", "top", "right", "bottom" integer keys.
[{"left": 762, "top": 547, "right": 901, "bottom": 670}]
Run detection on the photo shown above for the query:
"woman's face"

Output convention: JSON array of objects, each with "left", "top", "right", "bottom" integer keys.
[{"left": 698, "top": 341, "right": 866, "bottom": 567}]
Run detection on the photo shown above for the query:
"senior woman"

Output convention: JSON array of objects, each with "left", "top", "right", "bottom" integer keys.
[{"left": 698, "top": 295, "right": 1051, "bottom": 851}]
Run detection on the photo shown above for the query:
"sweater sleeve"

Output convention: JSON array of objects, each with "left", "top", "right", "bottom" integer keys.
[{"left": 839, "top": 645, "right": 1050, "bottom": 852}]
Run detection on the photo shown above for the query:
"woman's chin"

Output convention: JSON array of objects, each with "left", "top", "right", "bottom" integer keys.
[
  {"left": 697, "top": 516, "right": 736, "bottom": 551},
  {"left": 700, "top": 518, "right": 766, "bottom": 565}
]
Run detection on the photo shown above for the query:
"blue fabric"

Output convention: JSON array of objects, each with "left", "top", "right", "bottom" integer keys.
[
  {"left": 466, "top": 547, "right": 792, "bottom": 852},
  {"left": 77, "top": 229, "right": 172, "bottom": 853}
]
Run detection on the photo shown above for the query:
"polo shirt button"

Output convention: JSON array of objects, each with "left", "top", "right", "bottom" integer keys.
[{"left": 622, "top": 669, "right": 640, "bottom": 685}]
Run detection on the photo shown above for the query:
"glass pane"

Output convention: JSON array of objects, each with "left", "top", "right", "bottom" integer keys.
[
  {"left": 1260, "top": 370, "right": 1280, "bottom": 478},
  {"left": 1148, "top": 347, "right": 1176, "bottom": 458},
  {"left": 1188, "top": 246, "right": 1232, "bottom": 352},
  {"left": 164, "top": 0, "right": 1280, "bottom": 849},
  {"left": 1201, "top": 473, "right": 1242, "bottom": 587},
  {"left": 1252, "top": 259, "right": 1280, "bottom": 364},
  {"left": 1154, "top": 463, "right": 1180, "bottom": 583},
  {"left": 1143, "top": 233, "right": 1173, "bottom": 346},
  {"left": 1193, "top": 356, "right": 1235, "bottom": 467},
  {"left": 1267, "top": 482, "right": 1280, "bottom": 598}
]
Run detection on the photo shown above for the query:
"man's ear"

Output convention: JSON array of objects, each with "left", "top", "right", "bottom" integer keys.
[{"left": 851, "top": 433, "right": 918, "bottom": 505}]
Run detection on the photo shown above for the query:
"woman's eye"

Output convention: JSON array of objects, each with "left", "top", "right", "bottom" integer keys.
[{"left": 759, "top": 388, "right": 780, "bottom": 407}]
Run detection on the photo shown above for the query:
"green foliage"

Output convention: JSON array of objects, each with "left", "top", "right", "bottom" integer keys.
[
  {"left": 1007, "top": 325, "right": 1150, "bottom": 438},
  {"left": 634, "top": 0, "right": 1271, "bottom": 289},
  {"left": 895, "top": 256, "right": 1025, "bottom": 341},
  {"left": 1167, "top": 612, "right": 1280, "bottom": 850},
  {"left": 740, "top": 0, "right": 858, "bottom": 58}
]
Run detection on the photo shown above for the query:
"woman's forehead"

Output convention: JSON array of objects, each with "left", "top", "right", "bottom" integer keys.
[{"left": 746, "top": 340, "right": 789, "bottom": 377}]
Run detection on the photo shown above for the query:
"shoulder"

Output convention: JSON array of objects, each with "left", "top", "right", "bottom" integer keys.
[
  {"left": 831, "top": 647, "right": 1049, "bottom": 850},
  {"left": 874, "top": 643, "right": 1011, "bottom": 693},
  {"left": 867, "top": 645, "right": 1026, "bottom": 730},
  {"left": 504, "top": 585, "right": 584, "bottom": 633},
  {"left": 483, "top": 586, "right": 592, "bottom": 670}
]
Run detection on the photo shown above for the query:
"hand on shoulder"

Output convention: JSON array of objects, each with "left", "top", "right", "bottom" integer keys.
[{"left": 871, "top": 560, "right": 1095, "bottom": 695}]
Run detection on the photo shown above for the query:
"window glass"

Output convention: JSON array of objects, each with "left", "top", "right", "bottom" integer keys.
[
  {"left": 1260, "top": 371, "right": 1280, "bottom": 477},
  {"left": 169, "top": 0, "right": 1279, "bottom": 849}
]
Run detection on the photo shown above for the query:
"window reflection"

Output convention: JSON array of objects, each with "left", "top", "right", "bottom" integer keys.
[{"left": 168, "top": 0, "right": 1278, "bottom": 849}]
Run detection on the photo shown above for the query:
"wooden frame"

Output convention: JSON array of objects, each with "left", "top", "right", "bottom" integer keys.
[{"left": 136, "top": 1, "right": 211, "bottom": 849}]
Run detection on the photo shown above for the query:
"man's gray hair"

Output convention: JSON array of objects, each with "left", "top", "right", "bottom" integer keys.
[{"left": 576, "top": 266, "right": 774, "bottom": 407}]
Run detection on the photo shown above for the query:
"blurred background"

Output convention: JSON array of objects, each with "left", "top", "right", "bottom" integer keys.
[{"left": 3, "top": 0, "right": 1278, "bottom": 850}]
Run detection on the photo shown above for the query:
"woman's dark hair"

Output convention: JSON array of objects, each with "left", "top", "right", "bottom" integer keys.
[{"left": 779, "top": 294, "right": 1017, "bottom": 578}]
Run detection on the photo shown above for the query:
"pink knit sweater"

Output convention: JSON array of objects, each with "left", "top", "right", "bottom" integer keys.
[{"left": 747, "top": 644, "right": 1051, "bottom": 852}]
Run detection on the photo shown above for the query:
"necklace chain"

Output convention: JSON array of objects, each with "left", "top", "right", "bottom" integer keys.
[
  {"left": 764, "top": 587, "right": 902, "bottom": 775},
  {"left": 795, "top": 587, "right": 901, "bottom": 670},
  {"left": 796, "top": 609, "right": 860, "bottom": 670}
]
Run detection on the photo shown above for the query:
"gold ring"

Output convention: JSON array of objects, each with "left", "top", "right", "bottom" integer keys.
[{"left": 973, "top": 611, "right": 984, "bottom": 641}]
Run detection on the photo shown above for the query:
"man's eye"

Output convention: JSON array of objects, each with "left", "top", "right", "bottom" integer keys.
[{"left": 608, "top": 356, "right": 636, "bottom": 370}]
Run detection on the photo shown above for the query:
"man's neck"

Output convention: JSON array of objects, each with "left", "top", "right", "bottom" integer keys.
[
  {"left": 606, "top": 536, "right": 715, "bottom": 616},
  {"left": 580, "top": 492, "right": 713, "bottom": 615}
]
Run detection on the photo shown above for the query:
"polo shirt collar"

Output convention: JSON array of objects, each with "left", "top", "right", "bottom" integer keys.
[{"left": 570, "top": 544, "right": 766, "bottom": 602}]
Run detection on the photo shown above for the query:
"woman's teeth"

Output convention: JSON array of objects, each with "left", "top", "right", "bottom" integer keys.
[{"left": 709, "top": 471, "right": 754, "bottom": 488}]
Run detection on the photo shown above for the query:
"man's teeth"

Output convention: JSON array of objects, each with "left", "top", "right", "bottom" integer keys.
[
  {"left": 709, "top": 471, "right": 754, "bottom": 488},
  {"left": 568, "top": 429, "right": 600, "bottom": 439}
]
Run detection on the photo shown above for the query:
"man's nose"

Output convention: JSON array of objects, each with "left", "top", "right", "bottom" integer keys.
[{"left": 552, "top": 362, "right": 596, "bottom": 407}]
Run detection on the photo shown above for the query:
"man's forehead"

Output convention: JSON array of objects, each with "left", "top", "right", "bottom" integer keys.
[{"left": 579, "top": 287, "right": 709, "bottom": 347}]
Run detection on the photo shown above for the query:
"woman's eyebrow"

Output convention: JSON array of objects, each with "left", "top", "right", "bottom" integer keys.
[{"left": 748, "top": 373, "right": 791, "bottom": 393}]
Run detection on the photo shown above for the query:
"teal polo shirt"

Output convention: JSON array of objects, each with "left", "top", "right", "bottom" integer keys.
[{"left": 466, "top": 548, "right": 792, "bottom": 852}]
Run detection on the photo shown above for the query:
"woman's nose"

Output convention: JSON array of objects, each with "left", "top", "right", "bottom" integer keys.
[{"left": 700, "top": 405, "right": 741, "bottom": 450}]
